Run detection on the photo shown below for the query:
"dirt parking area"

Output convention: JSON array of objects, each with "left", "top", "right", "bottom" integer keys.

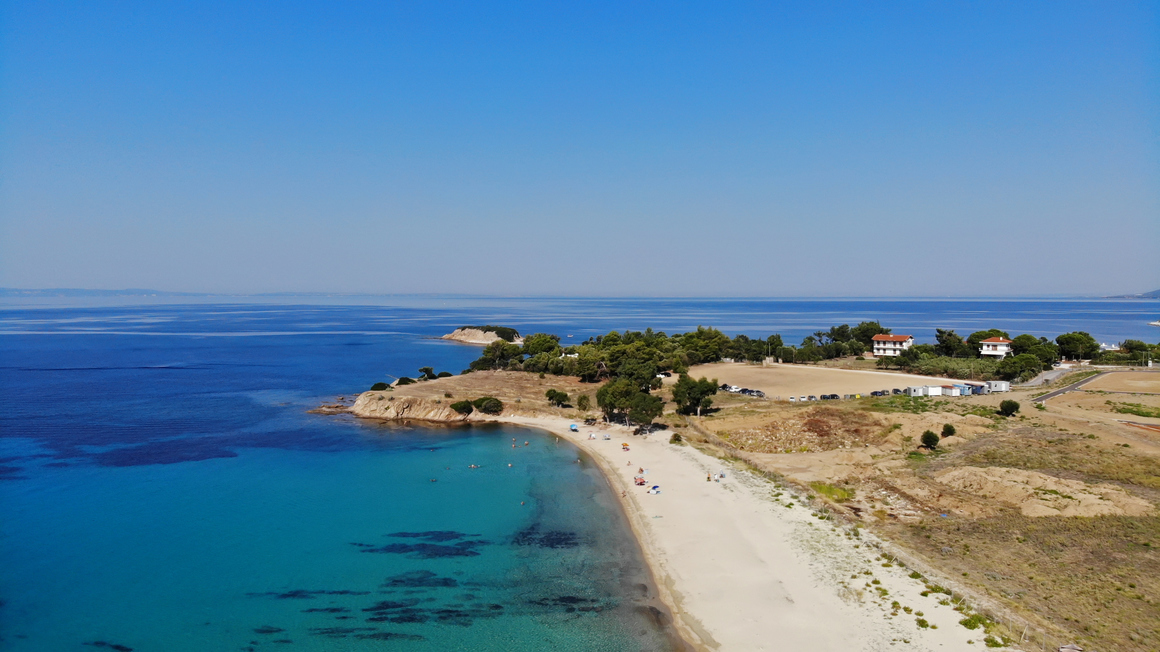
[
  {"left": 1083, "top": 371, "right": 1160, "bottom": 394},
  {"left": 682, "top": 362, "right": 954, "bottom": 400}
]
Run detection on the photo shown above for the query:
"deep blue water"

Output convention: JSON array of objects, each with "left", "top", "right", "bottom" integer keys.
[{"left": 1, "top": 298, "right": 1156, "bottom": 650}]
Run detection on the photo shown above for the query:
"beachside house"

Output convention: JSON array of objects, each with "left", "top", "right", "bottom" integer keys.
[
  {"left": 986, "top": 380, "right": 1010, "bottom": 392},
  {"left": 906, "top": 386, "right": 925, "bottom": 397},
  {"left": 942, "top": 385, "right": 961, "bottom": 397},
  {"left": 979, "top": 337, "right": 1012, "bottom": 358},
  {"left": 925, "top": 385, "right": 944, "bottom": 396},
  {"left": 872, "top": 334, "right": 915, "bottom": 357}
]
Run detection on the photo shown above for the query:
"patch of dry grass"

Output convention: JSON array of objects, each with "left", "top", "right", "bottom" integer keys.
[
  {"left": 947, "top": 429, "right": 1160, "bottom": 492},
  {"left": 884, "top": 514, "right": 1160, "bottom": 652}
]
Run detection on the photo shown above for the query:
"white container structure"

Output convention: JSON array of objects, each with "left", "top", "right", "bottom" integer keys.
[
  {"left": 986, "top": 380, "right": 1010, "bottom": 392},
  {"left": 906, "top": 386, "right": 925, "bottom": 397},
  {"left": 925, "top": 385, "right": 944, "bottom": 396},
  {"left": 942, "top": 385, "right": 961, "bottom": 397}
]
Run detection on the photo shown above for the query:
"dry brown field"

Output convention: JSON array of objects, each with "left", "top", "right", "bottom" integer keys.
[
  {"left": 1083, "top": 371, "right": 1160, "bottom": 394},
  {"left": 682, "top": 361, "right": 957, "bottom": 399}
]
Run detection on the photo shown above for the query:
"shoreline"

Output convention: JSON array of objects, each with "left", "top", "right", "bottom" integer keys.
[{"left": 344, "top": 407, "right": 983, "bottom": 651}]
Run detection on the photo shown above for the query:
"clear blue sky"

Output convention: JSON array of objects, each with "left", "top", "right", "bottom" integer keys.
[{"left": 2, "top": 2, "right": 1157, "bottom": 296}]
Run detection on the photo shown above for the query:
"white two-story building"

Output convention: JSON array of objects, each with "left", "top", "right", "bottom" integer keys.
[
  {"left": 979, "top": 337, "right": 1012, "bottom": 358},
  {"left": 871, "top": 334, "right": 914, "bottom": 357}
]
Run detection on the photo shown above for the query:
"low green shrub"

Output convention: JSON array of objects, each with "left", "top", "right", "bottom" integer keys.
[
  {"left": 396, "top": 377, "right": 416, "bottom": 386},
  {"left": 450, "top": 401, "right": 474, "bottom": 415},
  {"left": 921, "top": 430, "right": 940, "bottom": 449},
  {"left": 473, "top": 397, "right": 504, "bottom": 414},
  {"left": 371, "top": 382, "right": 389, "bottom": 391},
  {"left": 998, "top": 399, "right": 1020, "bottom": 417}
]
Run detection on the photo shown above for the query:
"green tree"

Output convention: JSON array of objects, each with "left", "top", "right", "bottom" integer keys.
[
  {"left": 1010, "top": 334, "right": 1040, "bottom": 356},
  {"left": 371, "top": 382, "right": 389, "bottom": 391},
  {"left": 472, "top": 396, "right": 504, "bottom": 414},
  {"left": 469, "top": 340, "right": 524, "bottom": 371},
  {"left": 921, "top": 430, "right": 940, "bottom": 449},
  {"left": 418, "top": 366, "right": 437, "bottom": 380},
  {"left": 998, "top": 400, "right": 1020, "bottom": 417},
  {"left": 545, "top": 389, "right": 570, "bottom": 407},
  {"left": 851, "top": 321, "right": 891, "bottom": 347},
  {"left": 967, "top": 329, "right": 1011, "bottom": 354},
  {"left": 1055, "top": 332, "right": 1099, "bottom": 360},
  {"left": 941, "top": 423, "right": 956, "bottom": 438},
  {"left": 596, "top": 378, "right": 639, "bottom": 421},
  {"left": 671, "top": 374, "right": 719, "bottom": 416},
  {"left": 627, "top": 392, "right": 665, "bottom": 425},
  {"left": 450, "top": 400, "right": 474, "bottom": 415},
  {"left": 934, "top": 329, "right": 972, "bottom": 358},
  {"left": 576, "top": 394, "right": 591, "bottom": 412},
  {"left": 396, "top": 376, "right": 416, "bottom": 386},
  {"left": 522, "top": 333, "right": 561, "bottom": 357},
  {"left": 996, "top": 353, "right": 1042, "bottom": 381}
]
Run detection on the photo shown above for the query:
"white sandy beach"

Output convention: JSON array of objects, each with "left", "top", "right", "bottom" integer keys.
[{"left": 506, "top": 415, "right": 983, "bottom": 652}]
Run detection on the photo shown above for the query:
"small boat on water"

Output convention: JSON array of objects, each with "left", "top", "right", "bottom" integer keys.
[{"left": 1150, "top": 320, "right": 1160, "bottom": 327}]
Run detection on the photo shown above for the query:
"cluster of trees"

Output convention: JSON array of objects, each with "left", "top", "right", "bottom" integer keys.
[
  {"left": 466, "top": 326, "right": 746, "bottom": 425},
  {"left": 781, "top": 322, "right": 891, "bottom": 362},
  {"left": 449, "top": 396, "right": 504, "bottom": 415},
  {"left": 545, "top": 389, "right": 569, "bottom": 407},
  {"left": 880, "top": 329, "right": 1111, "bottom": 382},
  {"left": 1092, "top": 339, "right": 1159, "bottom": 365}
]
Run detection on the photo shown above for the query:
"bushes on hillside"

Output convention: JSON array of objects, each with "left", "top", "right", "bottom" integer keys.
[
  {"left": 371, "top": 382, "right": 389, "bottom": 391},
  {"left": 450, "top": 401, "right": 474, "bottom": 415},
  {"left": 998, "top": 400, "right": 1020, "bottom": 417},
  {"left": 472, "top": 396, "right": 504, "bottom": 415},
  {"left": 396, "top": 377, "right": 416, "bottom": 386},
  {"left": 545, "top": 389, "right": 569, "bottom": 407},
  {"left": 921, "top": 430, "right": 940, "bottom": 450}
]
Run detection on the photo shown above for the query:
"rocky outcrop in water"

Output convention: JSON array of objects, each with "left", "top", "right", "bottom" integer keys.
[{"left": 350, "top": 393, "right": 475, "bottom": 422}]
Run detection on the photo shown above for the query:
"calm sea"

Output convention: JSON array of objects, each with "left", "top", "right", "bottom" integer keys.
[{"left": 1, "top": 298, "right": 1156, "bottom": 650}]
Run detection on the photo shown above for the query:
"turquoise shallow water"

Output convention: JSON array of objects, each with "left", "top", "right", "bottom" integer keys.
[{"left": 2, "top": 422, "right": 674, "bottom": 651}]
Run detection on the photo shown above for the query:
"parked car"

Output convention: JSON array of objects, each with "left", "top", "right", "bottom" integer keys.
[
  {"left": 892, "top": 388, "right": 903, "bottom": 395},
  {"left": 789, "top": 396, "right": 796, "bottom": 403},
  {"left": 808, "top": 395, "right": 818, "bottom": 401}
]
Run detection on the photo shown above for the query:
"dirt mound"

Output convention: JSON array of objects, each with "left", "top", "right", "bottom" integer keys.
[
  {"left": 933, "top": 466, "right": 1153, "bottom": 517},
  {"left": 725, "top": 406, "right": 886, "bottom": 453}
]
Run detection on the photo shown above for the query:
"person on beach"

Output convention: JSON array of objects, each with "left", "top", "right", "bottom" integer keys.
[{"left": 707, "top": 474, "right": 711, "bottom": 482}]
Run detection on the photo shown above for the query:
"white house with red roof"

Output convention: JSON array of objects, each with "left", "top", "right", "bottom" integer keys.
[
  {"left": 979, "top": 337, "right": 1012, "bottom": 358},
  {"left": 871, "top": 333, "right": 914, "bottom": 357}
]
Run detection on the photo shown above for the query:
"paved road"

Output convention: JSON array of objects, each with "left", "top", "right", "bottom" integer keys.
[{"left": 1033, "top": 371, "right": 1108, "bottom": 403}]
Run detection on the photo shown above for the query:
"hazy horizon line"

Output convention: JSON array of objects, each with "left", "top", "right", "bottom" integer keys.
[{"left": 1, "top": 287, "right": 1157, "bottom": 301}]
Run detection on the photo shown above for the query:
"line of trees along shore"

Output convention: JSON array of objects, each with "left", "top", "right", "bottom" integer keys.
[{"left": 461, "top": 323, "right": 1158, "bottom": 424}]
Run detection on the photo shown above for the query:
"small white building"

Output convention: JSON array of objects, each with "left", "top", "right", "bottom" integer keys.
[
  {"left": 906, "top": 386, "right": 925, "bottom": 397},
  {"left": 942, "top": 385, "right": 961, "bottom": 397},
  {"left": 872, "top": 334, "right": 915, "bottom": 357},
  {"left": 925, "top": 385, "right": 944, "bottom": 396},
  {"left": 979, "top": 337, "right": 1012, "bottom": 358},
  {"left": 986, "top": 380, "right": 1010, "bottom": 392}
]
